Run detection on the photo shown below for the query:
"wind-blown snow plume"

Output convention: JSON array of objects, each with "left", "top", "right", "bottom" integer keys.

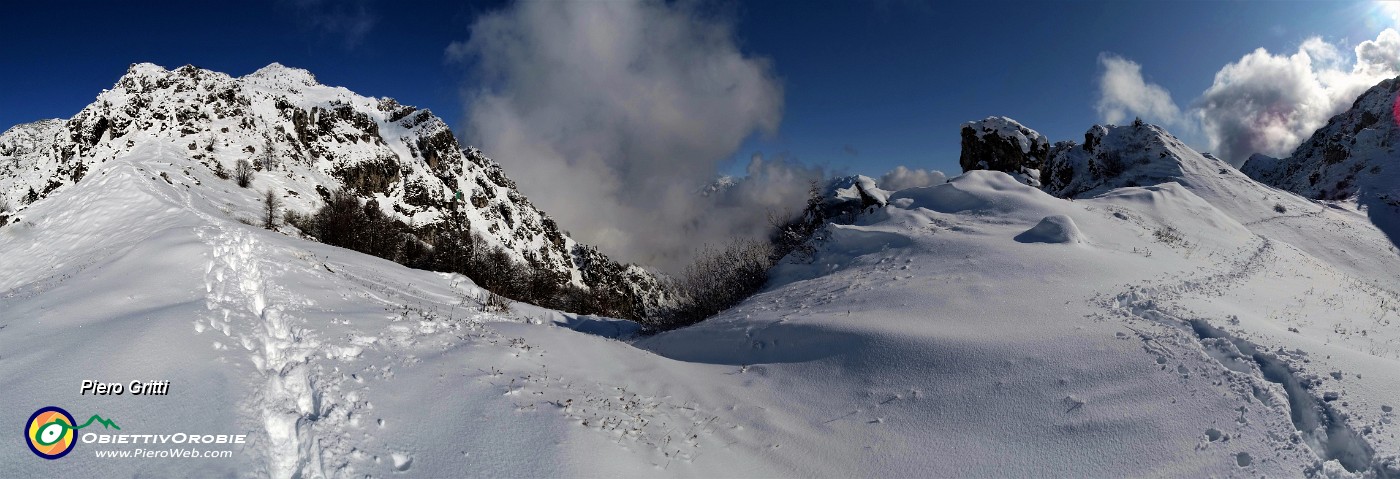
[
  {"left": 1097, "top": 28, "right": 1400, "bottom": 166},
  {"left": 1096, "top": 54, "right": 1182, "bottom": 127},
  {"left": 451, "top": 0, "right": 794, "bottom": 272},
  {"left": 879, "top": 166, "right": 946, "bottom": 191}
]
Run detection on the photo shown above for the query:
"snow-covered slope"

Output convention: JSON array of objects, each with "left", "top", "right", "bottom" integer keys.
[
  {"left": 0, "top": 63, "right": 670, "bottom": 315},
  {"left": 10, "top": 141, "right": 1400, "bottom": 476},
  {"left": 966, "top": 115, "right": 1400, "bottom": 287},
  {"left": 645, "top": 170, "right": 1400, "bottom": 477},
  {"left": 0, "top": 147, "right": 682, "bottom": 477},
  {"left": 6, "top": 67, "right": 1400, "bottom": 478}
]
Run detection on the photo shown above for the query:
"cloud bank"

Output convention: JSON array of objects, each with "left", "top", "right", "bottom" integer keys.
[
  {"left": 453, "top": 0, "right": 812, "bottom": 272},
  {"left": 879, "top": 166, "right": 946, "bottom": 191},
  {"left": 1096, "top": 28, "right": 1400, "bottom": 165}
]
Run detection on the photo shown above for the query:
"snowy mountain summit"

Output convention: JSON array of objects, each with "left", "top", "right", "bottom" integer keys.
[{"left": 0, "top": 62, "right": 669, "bottom": 316}]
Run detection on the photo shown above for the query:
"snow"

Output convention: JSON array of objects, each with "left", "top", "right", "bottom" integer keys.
[
  {"left": 3, "top": 67, "right": 1400, "bottom": 477},
  {"left": 827, "top": 174, "right": 889, "bottom": 209},
  {"left": 1015, "top": 215, "right": 1086, "bottom": 244},
  {"left": 6, "top": 136, "right": 1400, "bottom": 476},
  {"left": 964, "top": 116, "right": 1044, "bottom": 155}
]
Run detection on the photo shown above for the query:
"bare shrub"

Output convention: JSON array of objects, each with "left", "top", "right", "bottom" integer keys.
[
  {"left": 649, "top": 239, "right": 774, "bottom": 330},
  {"left": 234, "top": 159, "right": 253, "bottom": 188}
]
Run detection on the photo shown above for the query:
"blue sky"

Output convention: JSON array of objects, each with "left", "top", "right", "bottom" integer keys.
[{"left": 2, "top": 0, "right": 1397, "bottom": 178}]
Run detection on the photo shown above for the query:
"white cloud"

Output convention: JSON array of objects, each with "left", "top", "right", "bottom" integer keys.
[
  {"left": 1355, "top": 28, "right": 1400, "bottom": 76},
  {"left": 1095, "top": 54, "right": 1182, "bottom": 126},
  {"left": 1095, "top": 28, "right": 1400, "bottom": 166},
  {"left": 451, "top": 0, "right": 792, "bottom": 272},
  {"left": 1192, "top": 29, "right": 1400, "bottom": 164},
  {"left": 879, "top": 166, "right": 946, "bottom": 191}
]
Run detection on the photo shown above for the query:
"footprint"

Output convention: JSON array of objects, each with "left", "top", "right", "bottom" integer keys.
[
  {"left": 1235, "top": 452, "right": 1252, "bottom": 467},
  {"left": 1063, "top": 395, "right": 1085, "bottom": 413}
]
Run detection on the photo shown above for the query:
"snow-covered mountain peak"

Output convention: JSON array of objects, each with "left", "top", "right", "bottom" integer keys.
[
  {"left": 244, "top": 62, "right": 320, "bottom": 87},
  {"left": 117, "top": 62, "right": 170, "bottom": 84},
  {"left": 0, "top": 62, "right": 672, "bottom": 317}
]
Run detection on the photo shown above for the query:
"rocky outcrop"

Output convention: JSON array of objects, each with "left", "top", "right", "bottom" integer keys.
[
  {"left": 959, "top": 117, "right": 1049, "bottom": 186},
  {"left": 1041, "top": 119, "right": 1210, "bottom": 198},
  {"left": 825, "top": 175, "right": 888, "bottom": 212},
  {"left": 954, "top": 116, "right": 1234, "bottom": 200}
]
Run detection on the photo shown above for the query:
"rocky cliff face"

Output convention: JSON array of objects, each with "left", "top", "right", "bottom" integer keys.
[
  {"left": 0, "top": 62, "right": 671, "bottom": 316},
  {"left": 958, "top": 117, "right": 1048, "bottom": 187},
  {"left": 1241, "top": 77, "right": 1400, "bottom": 203}
]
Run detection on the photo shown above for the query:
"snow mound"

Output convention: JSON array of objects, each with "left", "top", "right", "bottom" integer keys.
[
  {"left": 890, "top": 170, "right": 1061, "bottom": 221},
  {"left": 1014, "top": 214, "right": 1085, "bottom": 244}
]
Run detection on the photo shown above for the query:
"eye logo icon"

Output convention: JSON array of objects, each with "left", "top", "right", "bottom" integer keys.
[
  {"left": 26, "top": 407, "right": 76, "bottom": 459},
  {"left": 25, "top": 406, "right": 120, "bottom": 460}
]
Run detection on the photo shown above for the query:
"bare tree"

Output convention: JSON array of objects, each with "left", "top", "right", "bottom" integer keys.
[
  {"left": 261, "top": 136, "right": 278, "bottom": 170},
  {"left": 262, "top": 189, "right": 282, "bottom": 230},
  {"left": 234, "top": 159, "right": 253, "bottom": 188}
]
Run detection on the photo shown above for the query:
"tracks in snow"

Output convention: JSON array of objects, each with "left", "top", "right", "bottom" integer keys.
[
  {"left": 200, "top": 227, "right": 336, "bottom": 478},
  {"left": 1105, "top": 237, "right": 1392, "bottom": 476}
]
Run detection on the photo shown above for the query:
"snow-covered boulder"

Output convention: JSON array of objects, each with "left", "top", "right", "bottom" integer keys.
[
  {"left": 1014, "top": 214, "right": 1085, "bottom": 244},
  {"left": 959, "top": 116, "right": 1048, "bottom": 186},
  {"left": 825, "top": 175, "right": 888, "bottom": 210}
]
